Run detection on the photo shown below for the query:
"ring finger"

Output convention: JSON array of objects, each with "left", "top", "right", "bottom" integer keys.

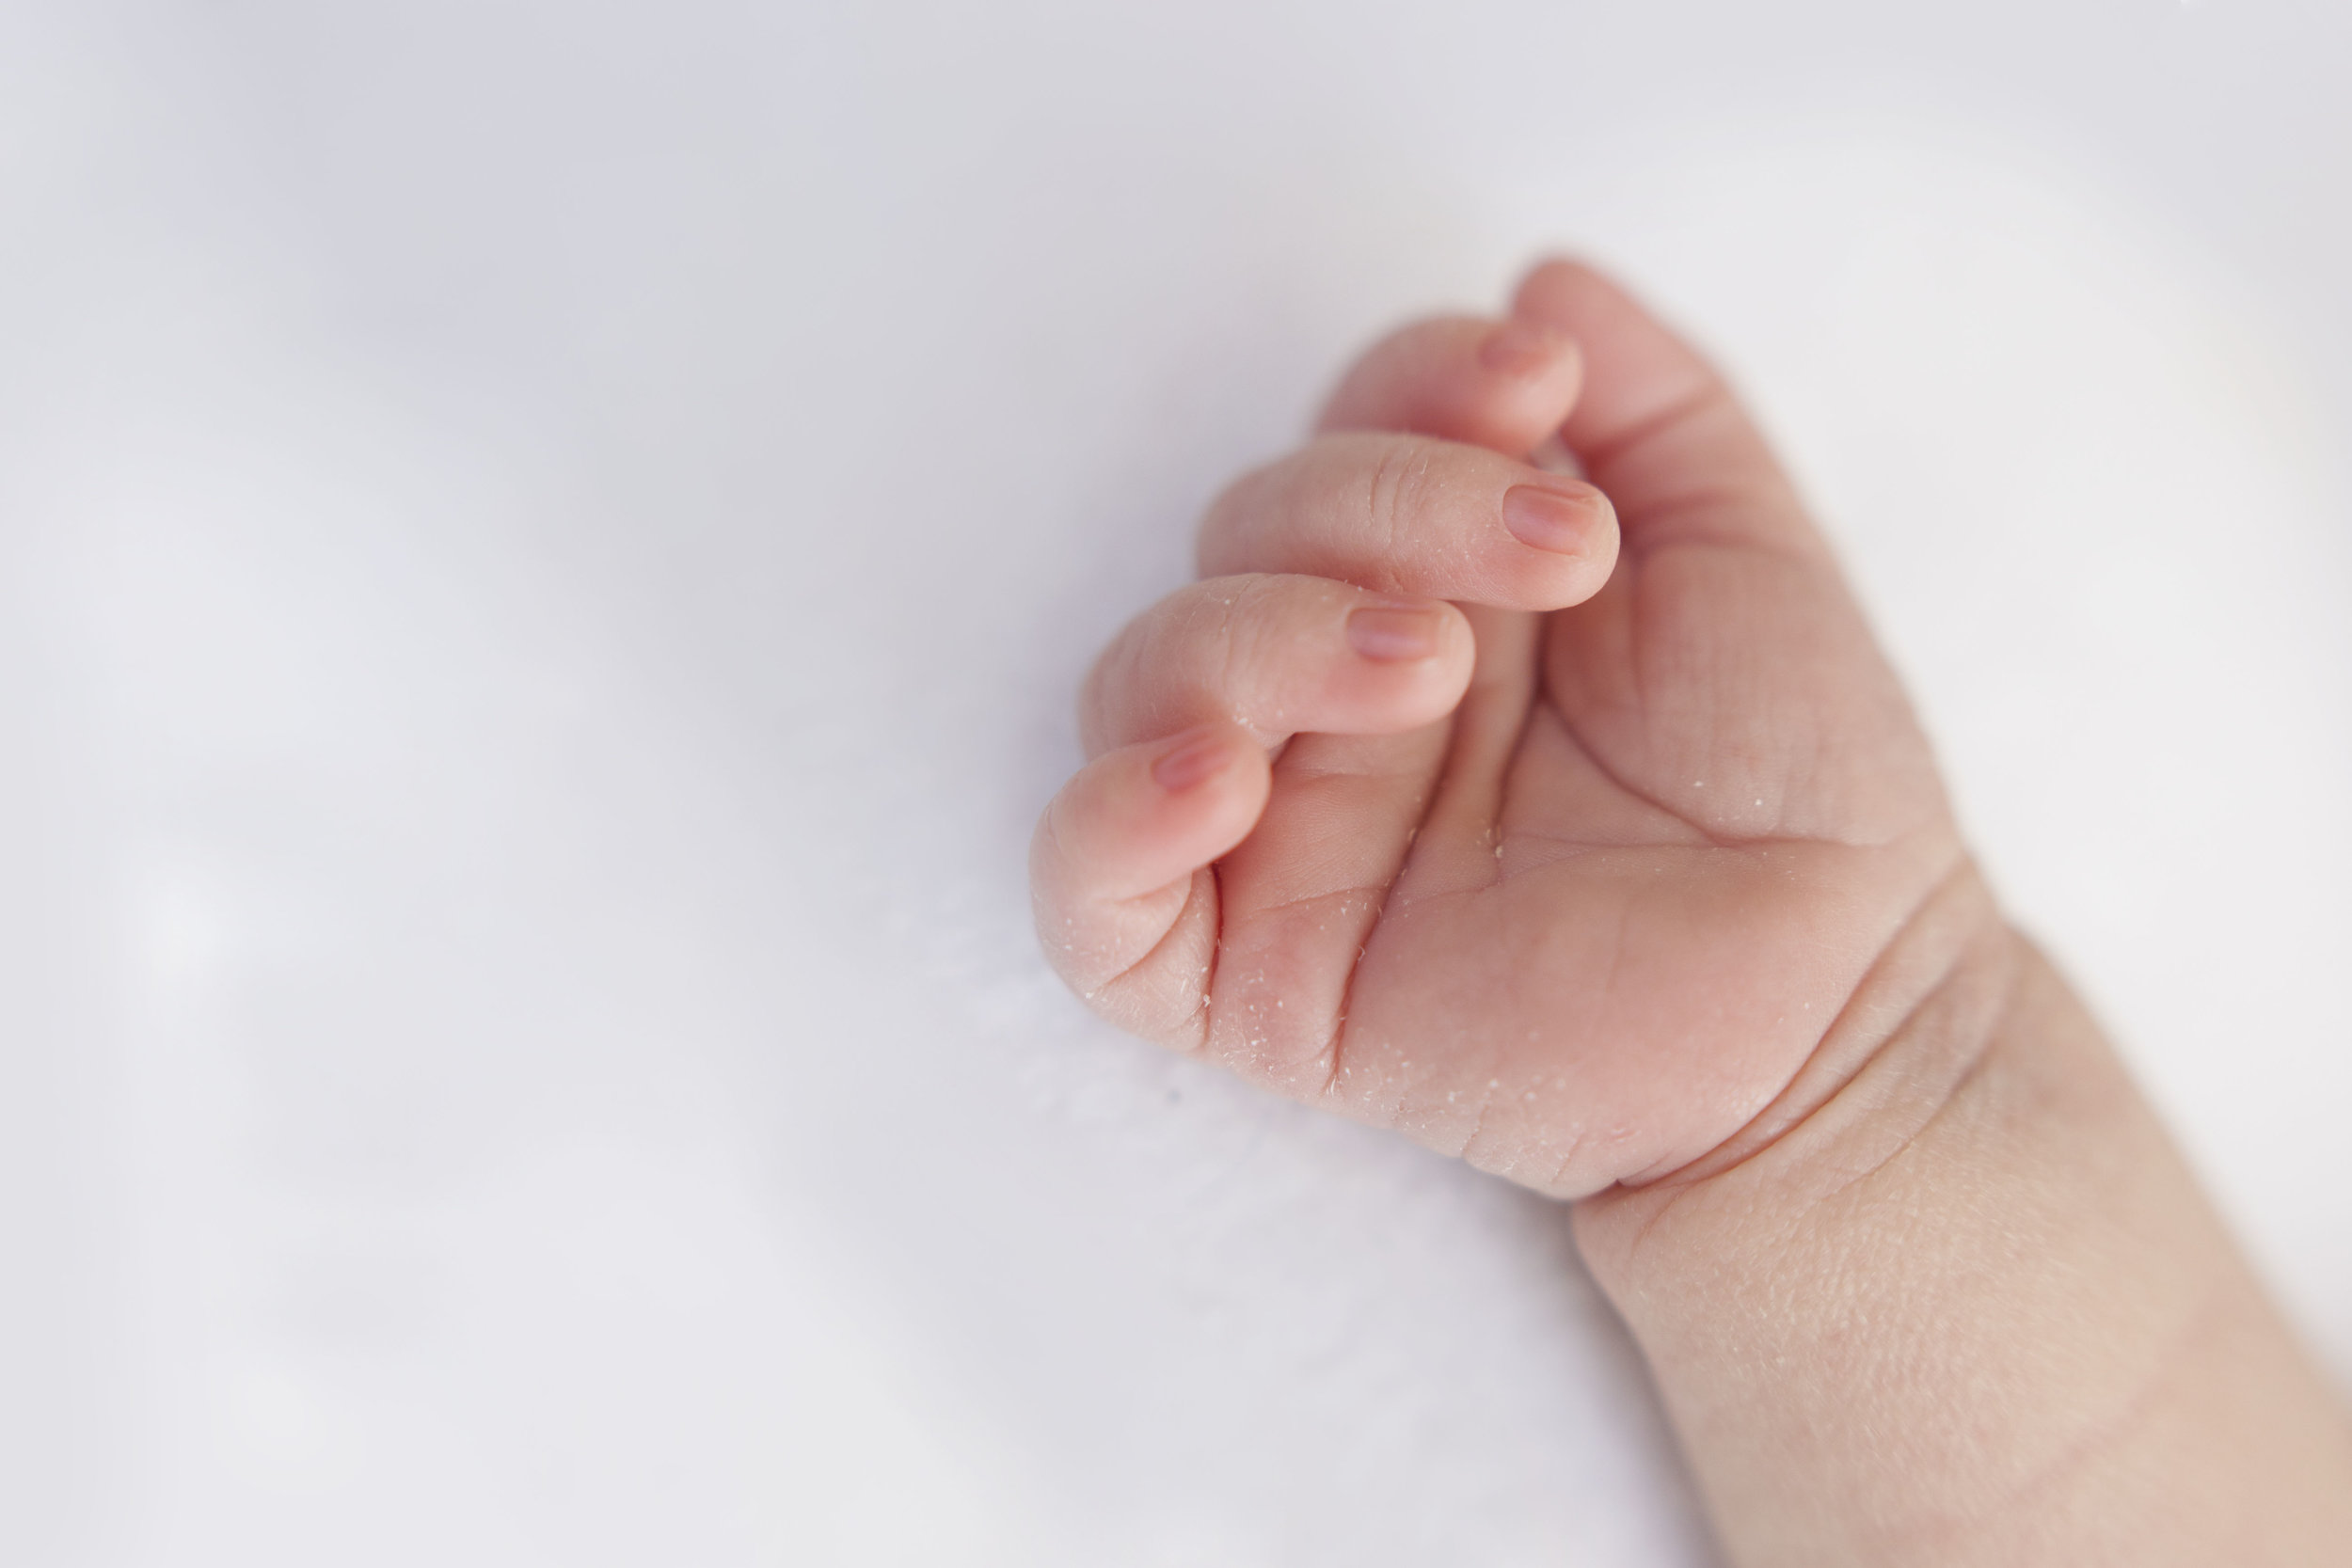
[{"left": 1081, "top": 573, "right": 1474, "bottom": 756}]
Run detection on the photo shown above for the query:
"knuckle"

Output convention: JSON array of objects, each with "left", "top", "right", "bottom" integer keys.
[
  {"left": 1211, "top": 575, "right": 1284, "bottom": 709},
  {"left": 1359, "top": 438, "right": 1427, "bottom": 582},
  {"left": 1222, "top": 570, "right": 1290, "bottom": 630},
  {"left": 1178, "top": 575, "right": 1262, "bottom": 677},
  {"left": 1087, "top": 576, "right": 1283, "bottom": 744},
  {"left": 1083, "top": 587, "right": 1190, "bottom": 746}
]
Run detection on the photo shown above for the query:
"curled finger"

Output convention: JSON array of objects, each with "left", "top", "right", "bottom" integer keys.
[
  {"left": 1198, "top": 431, "right": 1617, "bottom": 611},
  {"left": 1031, "top": 722, "right": 1272, "bottom": 1044},
  {"left": 1081, "top": 573, "right": 1473, "bottom": 755}
]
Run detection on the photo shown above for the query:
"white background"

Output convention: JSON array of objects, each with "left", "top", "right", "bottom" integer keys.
[{"left": 4, "top": 2, "right": 2349, "bottom": 1563}]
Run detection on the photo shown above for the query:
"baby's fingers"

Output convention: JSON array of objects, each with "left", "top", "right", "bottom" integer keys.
[
  {"left": 1081, "top": 574, "right": 1472, "bottom": 754},
  {"left": 1198, "top": 432, "right": 1616, "bottom": 611},
  {"left": 1031, "top": 722, "right": 1270, "bottom": 1046}
]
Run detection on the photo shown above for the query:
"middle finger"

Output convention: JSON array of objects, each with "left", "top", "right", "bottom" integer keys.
[{"left": 1197, "top": 430, "right": 1617, "bottom": 612}]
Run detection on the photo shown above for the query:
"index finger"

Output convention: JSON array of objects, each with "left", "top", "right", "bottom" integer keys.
[{"left": 1316, "top": 314, "right": 1585, "bottom": 456}]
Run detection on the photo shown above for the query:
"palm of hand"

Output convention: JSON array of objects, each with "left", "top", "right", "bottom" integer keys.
[
  {"left": 1039, "top": 263, "right": 1965, "bottom": 1197},
  {"left": 1227, "top": 542, "right": 1957, "bottom": 1196}
]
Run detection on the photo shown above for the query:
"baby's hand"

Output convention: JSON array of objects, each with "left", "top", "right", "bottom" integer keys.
[
  {"left": 1035, "top": 261, "right": 2352, "bottom": 1564},
  {"left": 1033, "top": 261, "right": 1980, "bottom": 1197}
]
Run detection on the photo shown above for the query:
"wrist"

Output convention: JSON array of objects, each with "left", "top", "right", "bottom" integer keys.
[
  {"left": 1581, "top": 855, "right": 2020, "bottom": 1266},
  {"left": 1570, "top": 891, "right": 2352, "bottom": 1565}
]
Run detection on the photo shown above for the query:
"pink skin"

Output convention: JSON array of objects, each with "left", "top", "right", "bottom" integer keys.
[
  {"left": 1034, "top": 262, "right": 2352, "bottom": 1565},
  {"left": 1032, "top": 261, "right": 1970, "bottom": 1197}
]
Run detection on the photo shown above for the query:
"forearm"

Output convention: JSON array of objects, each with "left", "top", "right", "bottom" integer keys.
[{"left": 1576, "top": 873, "right": 2352, "bottom": 1566}]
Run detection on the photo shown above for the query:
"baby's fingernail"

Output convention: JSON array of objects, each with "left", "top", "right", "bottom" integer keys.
[
  {"left": 1347, "top": 603, "right": 1442, "bottom": 662},
  {"left": 1152, "top": 727, "right": 1232, "bottom": 793},
  {"left": 1502, "top": 482, "right": 1600, "bottom": 554},
  {"left": 1479, "top": 316, "right": 1572, "bottom": 378}
]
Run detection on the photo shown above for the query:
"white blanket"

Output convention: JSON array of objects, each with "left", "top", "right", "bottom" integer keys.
[{"left": 4, "top": 3, "right": 2346, "bottom": 1561}]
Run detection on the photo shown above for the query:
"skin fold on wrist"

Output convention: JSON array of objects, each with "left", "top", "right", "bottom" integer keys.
[{"left": 1571, "top": 912, "right": 2352, "bottom": 1566}]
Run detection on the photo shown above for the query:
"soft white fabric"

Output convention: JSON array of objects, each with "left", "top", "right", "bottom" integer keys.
[{"left": 3, "top": 3, "right": 2347, "bottom": 1562}]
